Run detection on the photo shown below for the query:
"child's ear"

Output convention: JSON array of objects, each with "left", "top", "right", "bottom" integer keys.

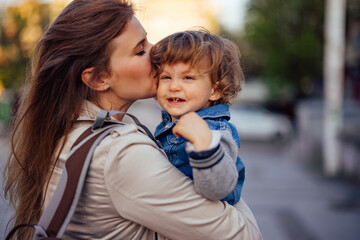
[
  {"left": 209, "top": 83, "right": 221, "bottom": 101},
  {"left": 81, "top": 67, "right": 109, "bottom": 91}
]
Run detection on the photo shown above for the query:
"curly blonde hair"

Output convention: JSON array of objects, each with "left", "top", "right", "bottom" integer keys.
[{"left": 150, "top": 29, "right": 244, "bottom": 105}]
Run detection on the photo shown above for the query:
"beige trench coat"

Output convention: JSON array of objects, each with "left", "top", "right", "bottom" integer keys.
[{"left": 45, "top": 101, "right": 262, "bottom": 240}]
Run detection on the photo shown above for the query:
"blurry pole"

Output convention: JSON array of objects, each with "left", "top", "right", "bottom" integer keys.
[{"left": 323, "top": 0, "right": 346, "bottom": 176}]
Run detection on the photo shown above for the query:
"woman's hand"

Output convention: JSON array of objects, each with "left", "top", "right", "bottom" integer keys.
[{"left": 172, "top": 112, "right": 212, "bottom": 150}]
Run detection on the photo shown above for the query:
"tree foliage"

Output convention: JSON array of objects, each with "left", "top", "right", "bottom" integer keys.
[
  {"left": 0, "top": 0, "right": 51, "bottom": 90},
  {"left": 242, "top": 0, "right": 325, "bottom": 101}
]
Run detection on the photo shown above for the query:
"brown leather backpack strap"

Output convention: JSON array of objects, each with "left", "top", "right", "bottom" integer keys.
[
  {"left": 45, "top": 126, "right": 94, "bottom": 237},
  {"left": 37, "top": 124, "right": 119, "bottom": 238},
  {"left": 71, "top": 122, "right": 116, "bottom": 148}
]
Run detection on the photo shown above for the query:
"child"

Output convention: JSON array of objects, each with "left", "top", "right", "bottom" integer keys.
[{"left": 150, "top": 30, "right": 245, "bottom": 205}]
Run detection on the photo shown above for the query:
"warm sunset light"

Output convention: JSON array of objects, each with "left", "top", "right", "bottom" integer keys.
[{"left": 132, "top": 0, "right": 220, "bottom": 43}]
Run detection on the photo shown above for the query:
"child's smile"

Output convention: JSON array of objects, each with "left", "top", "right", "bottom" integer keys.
[{"left": 167, "top": 97, "right": 186, "bottom": 103}]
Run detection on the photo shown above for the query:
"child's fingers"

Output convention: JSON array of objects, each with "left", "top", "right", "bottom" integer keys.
[
  {"left": 172, "top": 124, "right": 182, "bottom": 138},
  {"left": 172, "top": 112, "right": 212, "bottom": 150}
]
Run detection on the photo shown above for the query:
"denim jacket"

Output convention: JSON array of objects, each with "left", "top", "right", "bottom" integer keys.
[{"left": 154, "top": 104, "right": 245, "bottom": 205}]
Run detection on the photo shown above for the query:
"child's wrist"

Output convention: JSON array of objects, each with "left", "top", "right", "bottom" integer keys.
[
  {"left": 186, "top": 130, "right": 221, "bottom": 154},
  {"left": 192, "top": 130, "right": 212, "bottom": 150}
]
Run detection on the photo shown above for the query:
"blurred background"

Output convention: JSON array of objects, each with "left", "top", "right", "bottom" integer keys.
[{"left": 1, "top": 0, "right": 360, "bottom": 239}]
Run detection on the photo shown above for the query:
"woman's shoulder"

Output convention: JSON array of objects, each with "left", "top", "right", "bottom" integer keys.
[
  {"left": 65, "top": 121, "right": 162, "bottom": 160},
  {"left": 82, "top": 121, "right": 167, "bottom": 186},
  {"left": 99, "top": 122, "right": 163, "bottom": 152}
]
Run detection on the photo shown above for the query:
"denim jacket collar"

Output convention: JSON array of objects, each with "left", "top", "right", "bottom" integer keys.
[
  {"left": 162, "top": 104, "right": 230, "bottom": 122},
  {"left": 155, "top": 104, "right": 231, "bottom": 138},
  {"left": 196, "top": 104, "right": 230, "bottom": 120}
]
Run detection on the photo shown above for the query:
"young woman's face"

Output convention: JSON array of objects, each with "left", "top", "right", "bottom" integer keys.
[
  {"left": 104, "top": 16, "right": 156, "bottom": 110},
  {"left": 156, "top": 62, "right": 219, "bottom": 121}
]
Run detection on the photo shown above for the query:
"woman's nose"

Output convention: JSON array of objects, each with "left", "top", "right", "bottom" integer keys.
[{"left": 147, "top": 42, "right": 154, "bottom": 53}]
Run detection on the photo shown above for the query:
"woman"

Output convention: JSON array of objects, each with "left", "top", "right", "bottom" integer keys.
[{"left": 4, "top": 0, "right": 261, "bottom": 239}]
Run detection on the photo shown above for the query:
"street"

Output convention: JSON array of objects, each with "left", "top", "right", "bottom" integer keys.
[{"left": 241, "top": 140, "right": 360, "bottom": 240}]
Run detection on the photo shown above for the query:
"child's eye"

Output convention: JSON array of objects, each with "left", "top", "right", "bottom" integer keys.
[
  {"left": 184, "top": 76, "right": 194, "bottom": 80},
  {"left": 136, "top": 50, "right": 146, "bottom": 56},
  {"left": 160, "top": 75, "right": 171, "bottom": 80}
]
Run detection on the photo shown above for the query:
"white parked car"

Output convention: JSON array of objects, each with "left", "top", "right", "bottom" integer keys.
[{"left": 229, "top": 104, "right": 293, "bottom": 141}]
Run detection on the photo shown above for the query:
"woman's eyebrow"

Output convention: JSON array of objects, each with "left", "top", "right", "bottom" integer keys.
[{"left": 132, "top": 38, "right": 146, "bottom": 53}]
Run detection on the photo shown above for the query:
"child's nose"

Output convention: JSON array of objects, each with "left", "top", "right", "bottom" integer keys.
[{"left": 169, "top": 79, "right": 181, "bottom": 91}]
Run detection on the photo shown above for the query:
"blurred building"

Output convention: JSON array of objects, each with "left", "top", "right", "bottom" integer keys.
[
  {"left": 345, "top": 0, "right": 360, "bottom": 100},
  {"left": 294, "top": 0, "right": 360, "bottom": 180}
]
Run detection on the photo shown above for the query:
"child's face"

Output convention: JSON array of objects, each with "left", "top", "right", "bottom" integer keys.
[{"left": 156, "top": 61, "right": 220, "bottom": 121}]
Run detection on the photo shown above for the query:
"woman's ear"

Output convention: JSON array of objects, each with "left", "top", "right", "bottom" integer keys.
[{"left": 81, "top": 67, "right": 109, "bottom": 91}]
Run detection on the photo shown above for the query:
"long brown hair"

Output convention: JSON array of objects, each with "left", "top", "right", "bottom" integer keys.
[{"left": 4, "top": 0, "right": 133, "bottom": 238}]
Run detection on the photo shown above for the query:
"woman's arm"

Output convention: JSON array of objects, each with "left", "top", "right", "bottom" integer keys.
[{"left": 104, "top": 132, "right": 260, "bottom": 240}]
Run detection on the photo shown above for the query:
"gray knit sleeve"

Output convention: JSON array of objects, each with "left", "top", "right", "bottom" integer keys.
[{"left": 186, "top": 130, "right": 239, "bottom": 200}]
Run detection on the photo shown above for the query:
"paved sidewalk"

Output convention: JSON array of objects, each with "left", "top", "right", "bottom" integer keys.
[{"left": 241, "top": 140, "right": 360, "bottom": 240}]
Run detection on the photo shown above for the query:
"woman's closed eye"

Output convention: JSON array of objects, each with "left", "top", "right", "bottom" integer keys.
[
  {"left": 136, "top": 50, "right": 146, "bottom": 56},
  {"left": 134, "top": 37, "right": 150, "bottom": 56}
]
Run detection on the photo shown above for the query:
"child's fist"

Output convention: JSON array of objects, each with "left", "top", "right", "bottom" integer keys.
[{"left": 172, "top": 112, "right": 212, "bottom": 150}]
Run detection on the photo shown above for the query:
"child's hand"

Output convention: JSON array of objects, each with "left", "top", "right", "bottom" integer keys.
[{"left": 172, "top": 112, "right": 212, "bottom": 150}]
